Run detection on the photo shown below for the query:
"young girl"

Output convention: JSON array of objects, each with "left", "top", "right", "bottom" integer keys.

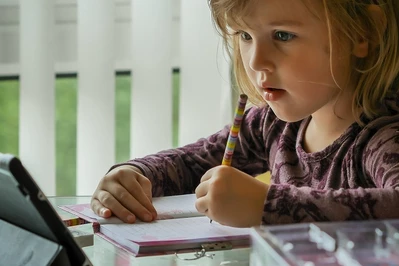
[{"left": 91, "top": 0, "right": 399, "bottom": 227}]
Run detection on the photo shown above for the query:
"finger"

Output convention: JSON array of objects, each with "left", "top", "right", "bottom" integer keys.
[
  {"left": 136, "top": 174, "right": 152, "bottom": 200},
  {"left": 195, "top": 196, "right": 210, "bottom": 214},
  {"left": 200, "top": 168, "right": 214, "bottom": 183},
  {"left": 134, "top": 173, "right": 154, "bottom": 203},
  {"left": 113, "top": 186, "right": 154, "bottom": 222},
  {"left": 91, "top": 198, "right": 112, "bottom": 218},
  {"left": 126, "top": 166, "right": 151, "bottom": 201},
  {"left": 96, "top": 190, "right": 137, "bottom": 223},
  {"left": 195, "top": 181, "right": 209, "bottom": 198},
  {"left": 136, "top": 174, "right": 158, "bottom": 219},
  {"left": 118, "top": 176, "right": 156, "bottom": 222}
]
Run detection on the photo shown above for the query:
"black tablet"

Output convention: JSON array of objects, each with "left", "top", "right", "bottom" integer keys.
[{"left": 0, "top": 153, "right": 92, "bottom": 266}]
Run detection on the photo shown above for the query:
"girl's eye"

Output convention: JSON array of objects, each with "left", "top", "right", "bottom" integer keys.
[
  {"left": 239, "top": 31, "right": 252, "bottom": 41},
  {"left": 274, "top": 31, "right": 296, "bottom": 42}
]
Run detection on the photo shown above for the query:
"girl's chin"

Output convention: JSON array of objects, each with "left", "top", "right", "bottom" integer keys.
[{"left": 268, "top": 105, "right": 308, "bottom": 123}]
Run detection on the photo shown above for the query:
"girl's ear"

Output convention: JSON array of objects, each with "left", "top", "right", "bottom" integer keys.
[
  {"left": 352, "top": 4, "right": 387, "bottom": 58},
  {"left": 352, "top": 37, "right": 369, "bottom": 58}
]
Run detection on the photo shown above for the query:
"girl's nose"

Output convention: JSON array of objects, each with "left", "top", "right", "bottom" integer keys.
[{"left": 248, "top": 42, "right": 275, "bottom": 73}]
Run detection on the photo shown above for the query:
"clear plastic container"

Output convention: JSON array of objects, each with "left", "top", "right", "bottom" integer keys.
[{"left": 250, "top": 219, "right": 399, "bottom": 266}]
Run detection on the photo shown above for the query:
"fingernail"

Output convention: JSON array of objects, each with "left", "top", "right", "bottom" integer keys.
[
  {"left": 143, "top": 213, "right": 152, "bottom": 222},
  {"left": 127, "top": 215, "right": 135, "bottom": 223},
  {"left": 100, "top": 208, "right": 106, "bottom": 216}
]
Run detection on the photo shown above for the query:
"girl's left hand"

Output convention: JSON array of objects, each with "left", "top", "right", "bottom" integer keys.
[{"left": 195, "top": 165, "right": 269, "bottom": 228}]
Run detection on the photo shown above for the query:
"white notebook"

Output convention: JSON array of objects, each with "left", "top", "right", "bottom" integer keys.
[{"left": 60, "top": 194, "right": 250, "bottom": 256}]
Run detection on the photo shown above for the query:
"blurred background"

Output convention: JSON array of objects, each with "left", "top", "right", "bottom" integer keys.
[{"left": 0, "top": 0, "right": 236, "bottom": 196}]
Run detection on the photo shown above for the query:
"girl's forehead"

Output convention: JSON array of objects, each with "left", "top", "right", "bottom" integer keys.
[{"left": 226, "top": 0, "right": 324, "bottom": 28}]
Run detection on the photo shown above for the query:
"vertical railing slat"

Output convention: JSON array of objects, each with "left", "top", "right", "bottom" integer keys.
[
  {"left": 76, "top": 0, "right": 115, "bottom": 195},
  {"left": 19, "top": 0, "right": 56, "bottom": 196},
  {"left": 130, "top": 0, "right": 173, "bottom": 158}
]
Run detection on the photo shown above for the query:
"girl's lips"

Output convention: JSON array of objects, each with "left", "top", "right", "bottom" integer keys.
[
  {"left": 264, "top": 87, "right": 281, "bottom": 92},
  {"left": 261, "top": 87, "right": 286, "bottom": 101}
]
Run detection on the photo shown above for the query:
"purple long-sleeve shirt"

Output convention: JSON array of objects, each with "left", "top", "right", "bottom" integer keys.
[{"left": 115, "top": 95, "right": 399, "bottom": 225}]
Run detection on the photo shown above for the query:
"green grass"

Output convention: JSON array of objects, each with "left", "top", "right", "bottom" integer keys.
[
  {"left": 115, "top": 75, "right": 131, "bottom": 163},
  {"left": 0, "top": 80, "right": 19, "bottom": 155},
  {"left": 172, "top": 72, "right": 180, "bottom": 147},
  {"left": 55, "top": 77, "right": 78, "bottom": 196}
]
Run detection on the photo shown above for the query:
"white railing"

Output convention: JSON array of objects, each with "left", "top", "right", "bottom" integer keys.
[{"left": 0, "top": 0, "right": 232, "bottom": 196}]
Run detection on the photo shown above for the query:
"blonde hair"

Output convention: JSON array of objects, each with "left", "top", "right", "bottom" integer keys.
[{"left": 209, "top": 0, "right": 399, "bottom": 123}]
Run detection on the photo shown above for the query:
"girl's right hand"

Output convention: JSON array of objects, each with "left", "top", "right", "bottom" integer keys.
[{"left": 91, "top": 165, "right": 157, "bottom": 223}]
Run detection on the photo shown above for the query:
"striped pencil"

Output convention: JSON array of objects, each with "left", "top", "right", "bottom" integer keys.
[
  {"left": 210, "top": 94, "right": 247, "bottom": 224},
  {"left": 222, "top": 94, "right": 248, "bottom": 166}
]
